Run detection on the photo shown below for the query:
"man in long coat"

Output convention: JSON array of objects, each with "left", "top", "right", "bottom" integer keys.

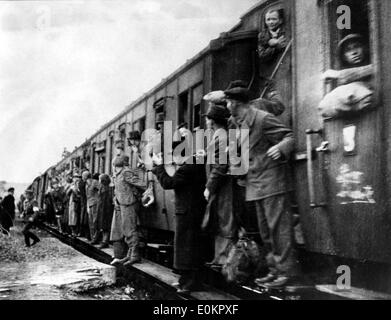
[
  {"left": 86, "top": 173, "right": 100, "bottom": 244},
  {"left": 110, "top": 155, "right": 146, "bottom": 266},
  {"left": 224, "top": 81, "right": 299, "bottom": 288},
  {"left": 202, "top": 104, "right": 238, "bottom": 266},
  {"left": 1, "top": 188, "right": 15, "bottom": 232},
  {"left": 152, "top": 144, "right": 206, "bottom": 293}
]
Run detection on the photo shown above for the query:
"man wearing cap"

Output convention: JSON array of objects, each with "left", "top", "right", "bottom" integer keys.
[
  {"left": 323, "top": 34, "right": 372, "bottom": 84},
  {"left": 224, "top": 80, "right": 299, "bottom": 288},
  {"left": 201, "top": 103, "right": 239, "bottom": 266},
  {"left": 152, "top": 141, "right": 206, "bottom": 293},
  {"left": 1, "top": 188, "right": 16, "bottom": 232},
  {"left": 320, "top": 34, "right": 374, "bottom": 118},
  {"left": 110, "top": 154, "right": 146, "bottom": 266},
  {"left": 21, "top": 190, "right": 41, "bottom": 247}
]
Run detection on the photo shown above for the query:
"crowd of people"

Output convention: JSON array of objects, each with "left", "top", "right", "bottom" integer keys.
[{"left": 0, "top": 7, "right": 373, "bottom": 296}]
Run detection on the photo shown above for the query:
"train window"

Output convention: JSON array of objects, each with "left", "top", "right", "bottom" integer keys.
[
  {"left": 118, "top": 123, "right": 126, "bottom": 142},
  {"left": 178, "top": 91, "right": 189, "bottom": 128},
  {"left": 109, "top": 132, "right": 114, "bottom": 175},
  {"left": 191, "top": 84, "right": 203, "bottom": 131},
  {"left": 326, "top": 0, "right": 371, "bottom": 70},
  {"left": 193, "top": 104, "right": 201, "bottom": 129},
  {"left": 133, "top": 117, "right": 146, "bottom": 136},
  {"left": 98, "top": 154, "right": 106, "bottom": 174}
]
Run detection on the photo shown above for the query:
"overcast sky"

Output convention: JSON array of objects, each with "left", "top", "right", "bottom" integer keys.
[{"left": 0, "top": 0, "right": 259, "bottom": 183}]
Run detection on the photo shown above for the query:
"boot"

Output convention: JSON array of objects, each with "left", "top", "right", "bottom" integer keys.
[
  {"left": 56, "top": 218, "right": 63, "bottom": 233},
  {"left": 98, "top": 231, "right": 110, "bottom": 249},
  {"left": 124, "top": 247, "right": 141, "bottom": 266},
  {"left": 24, "top": 234, "right": 31, "bottom": 247}
]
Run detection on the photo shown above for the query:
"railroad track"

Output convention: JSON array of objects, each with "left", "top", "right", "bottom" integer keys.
[
  {"left": 39, "top": 223, "right": 242, "bottom": 301},
  {"left": 39, "top": 222, "right": 348, "bottom": 300}
]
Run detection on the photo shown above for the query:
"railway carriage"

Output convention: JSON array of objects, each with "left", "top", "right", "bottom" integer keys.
[{"left": 30, "top": 0, "right": 391, "bottom": 293}]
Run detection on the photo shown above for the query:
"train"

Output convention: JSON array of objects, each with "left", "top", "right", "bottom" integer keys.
[{"left": 27, "top": 0, "right": 391, "bottom": 294}]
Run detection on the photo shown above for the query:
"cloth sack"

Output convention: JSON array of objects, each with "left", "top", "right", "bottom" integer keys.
[
  {"left": 222, "top": 237, "right": 264, "bottom": 285},
  {"left": 318, "top": 81, "right": 373, "bottom": 119}
]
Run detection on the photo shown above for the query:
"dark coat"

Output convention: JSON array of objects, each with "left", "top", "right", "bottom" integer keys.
[
  {"left": 2, "top": 195, "right": 15, "bottom": 221},
  {"left": 0, "top": 203, "right": 13, "bottom": 232},
  {"left": 204, "top": 129, "right": 238, "bottom": 239},
  {"left": 79, "top": 180, "right": 88, "bottom": 226},
  {"left": 257, "top": 27, "right": 287, "bottom": 63},
  {"left": 153, "top": 162, "right": 206, "bottom": 271},
  {"left": 238, "top": 106, "right": 294, "bottom": 201},
  {"left": 44, "top": 187, "right": 67, "bottom": 223},
  {"left": 98, "top": 183, "right": 114, "bottom": 231}
]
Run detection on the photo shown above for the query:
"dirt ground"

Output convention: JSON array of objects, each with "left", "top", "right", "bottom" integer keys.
[{"left": 0, "top": 224, "right": 151, "bottom": 300}]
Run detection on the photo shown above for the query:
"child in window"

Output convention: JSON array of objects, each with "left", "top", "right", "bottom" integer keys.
[
  {"left": 319, "top": 34, "right": 374, "bottom": 119},
  {"left": 257, "top": 9, "right": 287, "bottom": 63}
]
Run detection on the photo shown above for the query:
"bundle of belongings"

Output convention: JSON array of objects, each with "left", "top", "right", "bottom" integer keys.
[
  {"left": 222, "top": 236, "right": 267, "bottom": 285},
  {"left": 318, "top": 80, "right": 373, "bottom": 119}
]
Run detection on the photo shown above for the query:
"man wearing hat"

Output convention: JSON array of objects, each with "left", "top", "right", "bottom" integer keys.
[
  {"left": 201, "top": 102, "right": 239, "bottom": 267},
  {"left": 21, "top": 189, "right": 41, "bottom": 247},
  {"left": 1, "top": 187, "right": 16, "bottom": 232},
  {"left": 152, "top": 140, "right": 206, "bottom": 293},
  {"left": 224, "top": 80, "right": 299, "bottom": 288},
  {"left": 110, "top": 154, "right": 147, "bottom": 266}
]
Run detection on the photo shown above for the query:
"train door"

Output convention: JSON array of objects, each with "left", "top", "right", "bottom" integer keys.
[{"left": 305, "top": 0, "right": 391, "bottom": 263}]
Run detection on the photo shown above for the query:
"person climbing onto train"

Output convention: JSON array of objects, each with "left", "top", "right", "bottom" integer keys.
[
  {"left": 151, "top": 140, "right": 207, "bottom": 294},
  {"left": 319, "top": 34, "right": 374, "bottom": 118},
  {"left": 86, "top": 173, "right": 100, "bottom": 244},
  {"left": 21, "top": 189, "right": 41, "bottom": 248},
  {"left": 258, "top": 9, "right": 287, "bottom": 64},
  {"left": 110, "top": 154, "right": 146, "bottom": 266},
  {"left": 201, "top": 102, "right": 239, "bottom": 268},
  {"left": 224, "top": 80, "right": 300, "bottom": 289},
  {"left": 97, "top": 173, "right": 114, "bottom": 249}
]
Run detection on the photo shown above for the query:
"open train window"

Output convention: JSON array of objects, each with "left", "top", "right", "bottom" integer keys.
[
  {"left": 326, "top": 0, "right": 371, "bottom": 70},
  {"left": 118, "top": 123, "right": 126, "bottom": 142},
  {"left": 178, "top": 91, "right": 189, "bottom": 128},
  {"left": 133, "top": 117, "right": 146, "bottom": 136},
  {"left": 191, "top": 83, "right": 203, "bottom": 131},
  {"left": 108, "top": 131, "right": 114, "bottom": 175}
]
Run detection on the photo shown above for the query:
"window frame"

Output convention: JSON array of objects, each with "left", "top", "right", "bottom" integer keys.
[{"left": 321, "top": 0, "right": 380, "bottom": 104}]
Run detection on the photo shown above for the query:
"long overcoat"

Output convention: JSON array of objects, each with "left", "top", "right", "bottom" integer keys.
[
  {"left": 67, "top": 183, "right": 81, "bottom": 227},
  {"left": 153, "top": 161, "right": 206, "bottom": 271},
  {"left": 238, "top": 106, "right": 294, "bottom": 202},
  {"left": 110, "top": 167, "right": 146, "bottom": 241},
  {"left": 204, "top": 129, "right": 238, "bottom": 264},
  {"left": 98, "top": 177, "right": 114, "bottom": 231}
]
